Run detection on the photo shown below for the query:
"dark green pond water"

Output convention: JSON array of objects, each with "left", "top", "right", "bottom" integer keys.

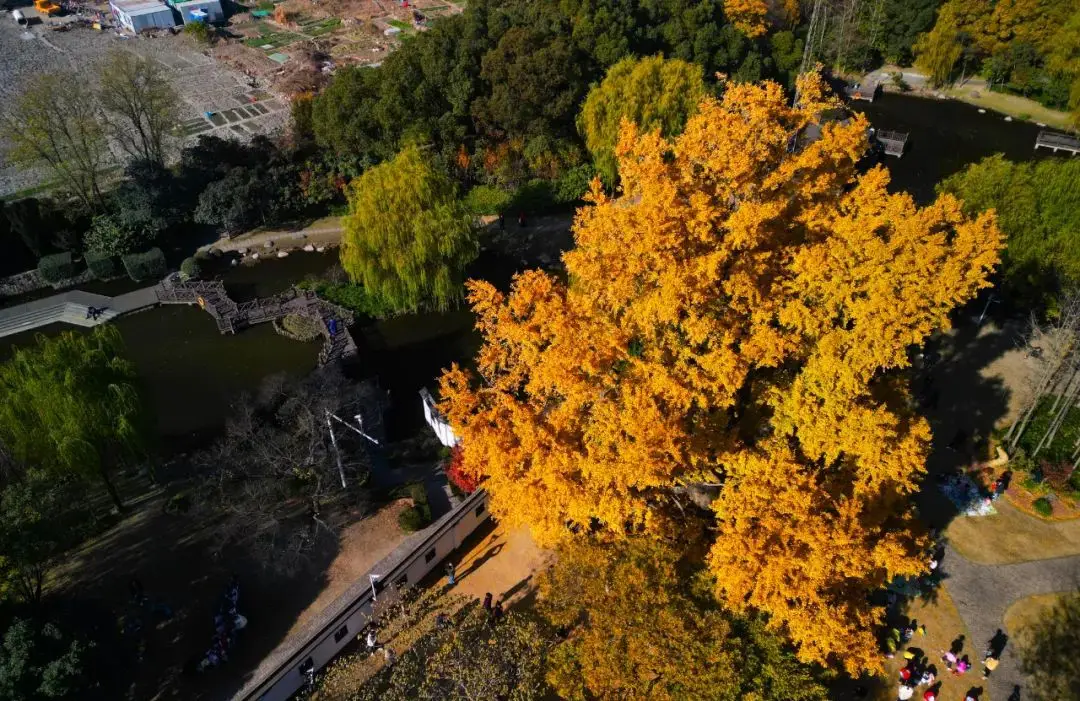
[
  {"left": 0, "top": 93, "right": 1059, "bottom": 452},
  {"left": 853, "top": 92, "right": 1048, "bottom": 203},
  {"left": 0, "top": 251, "right": 484, "bottom": 451}
]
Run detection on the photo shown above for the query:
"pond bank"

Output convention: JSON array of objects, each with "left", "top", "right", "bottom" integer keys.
[
  {"left": 860, "top": 66, "right": 1074, "bottom": 131},
  {"left": 198, "top": 216, "right": 345, "bottom": 256},
  {"left": 850, "top": 90, "right": 1047, "bottom": 204}
]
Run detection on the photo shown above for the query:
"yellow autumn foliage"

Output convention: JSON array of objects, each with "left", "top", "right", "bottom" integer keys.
[
  {"left": 439, "top": 73, "right": 1002, "bottom": 674},
  {"left": 724, "top": 0, "right": 770, "bottom": 37}
]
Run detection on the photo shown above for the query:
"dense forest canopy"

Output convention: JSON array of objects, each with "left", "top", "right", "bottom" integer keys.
[
  {"left": 916, "top": 0, "right": 1080, "bottom": 118},
  {"left": 310, "top": 0, "right": 813, "bottom": 187}
]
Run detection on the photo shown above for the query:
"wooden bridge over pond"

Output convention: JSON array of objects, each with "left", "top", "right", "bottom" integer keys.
[
  {"left": 844, "top": 77, "right": 881, "bottom": 102},
  {"left": 875, "top": 129, "right": 908, "bottom": 157},
  {"left": 155, "top": 274, "right": 357, "bottom": 366},
  {"left": 1035, "top": 130, "right": 1080, "bottom": 155}
]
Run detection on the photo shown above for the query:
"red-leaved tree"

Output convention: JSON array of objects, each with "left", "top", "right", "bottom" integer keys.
[{"left": 446, "top": 445, "right": 481, "bottom": 494}]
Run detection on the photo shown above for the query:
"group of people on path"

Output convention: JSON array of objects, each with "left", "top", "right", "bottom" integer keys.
[
  {"left": 481, "top": 592, "right": 504, "bottom": 621},
  {"left": 85, "top": 305, "right": 107, "bottom": 320},
  {"left": 445, "top": 561, "right": 506, "bottom": 621},
  {"left": 892, "top": 628, "right": 1007, "bottom": 701},
  {"left": 196, "top": 575, "right": 247, "bottom": 672}
]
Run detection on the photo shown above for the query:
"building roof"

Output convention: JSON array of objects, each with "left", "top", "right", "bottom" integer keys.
[
  {"left": 110, "top": 0, "right": 171, "bottom": 16},
  {"left": 173, "top": 0, "right": 221, "bottom": 7}
]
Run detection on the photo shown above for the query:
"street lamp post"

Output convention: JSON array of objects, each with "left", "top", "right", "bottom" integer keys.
[{"left": 369, "top": 574, "right": 382, "bottom": 601}]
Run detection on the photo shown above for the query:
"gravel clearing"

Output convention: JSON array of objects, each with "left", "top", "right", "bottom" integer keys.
[{"left": 0, "top": 17, "right": 290, "bottom": 198}]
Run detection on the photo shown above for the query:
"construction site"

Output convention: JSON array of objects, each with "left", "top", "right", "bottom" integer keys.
[{"left": 0, "top": 0, "right": 464, "bottom": 197}]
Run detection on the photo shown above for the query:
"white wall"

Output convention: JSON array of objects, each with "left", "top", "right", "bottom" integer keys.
[
  {"left": 178, "top": 1, "right": 223, "bottom": 23},
  {"left": 420, "top": 388, "right": 458, "bottom": 448}
]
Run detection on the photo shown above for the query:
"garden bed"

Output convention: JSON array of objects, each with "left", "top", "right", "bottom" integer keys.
[
  {"left": 1000, "top": 394, "right": 1080, "bottom": 519},
  {"left": 1005, "top": 473, "right": 1080, "bottom": 520}
]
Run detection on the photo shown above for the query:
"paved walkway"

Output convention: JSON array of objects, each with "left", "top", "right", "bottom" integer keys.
[
  {"left": 942, "top": 541, "right": 1080, "bottom": 699},
  {"left": 0, "top": 286, "right": 159, "bottom": 339}
]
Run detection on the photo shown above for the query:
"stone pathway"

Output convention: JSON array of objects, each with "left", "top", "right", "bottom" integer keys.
[
  {"left": 0, "top": 286, "right": 159, "bottom": 339},
  {"left": 942, "top": 541, "right": 1080, "bottom": 699},
  {"left": 199, "top": 225, "right": 344, "bottom": 255}
]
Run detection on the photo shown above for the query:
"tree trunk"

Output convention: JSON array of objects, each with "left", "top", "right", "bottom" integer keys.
[
  {"left": 97, "top": 464, "right": 126, "bottom": 513},
  {"left": 1033, "top": 366, "right": 1080, "bottom": 457},
  {"left": 1010, "top": 346, "right": 1077, "bottom": 449}
]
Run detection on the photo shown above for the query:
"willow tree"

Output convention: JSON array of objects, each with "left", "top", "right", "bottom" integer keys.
[
  {"left": 440, "top": 74, "right": 1002, "bottom": 674},
  {"left": 340, "top": 144, "right": 478, "bottom": 314},
  {"left": 577, "top": 55, "right": 706, "bottom": 186},
  {"left": 0, "top": 326, "right": 145, "bottom": 511}
]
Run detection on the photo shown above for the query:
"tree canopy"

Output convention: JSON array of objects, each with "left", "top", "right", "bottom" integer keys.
[
  {"left": 310, "top": 0, "right": 770, "bottom": 183},
  {"left": 0, "top": 618, "right": 93, "bottom": 701},
  {"left": 97, "top": 50, "right": 180, "bottom": 167},
  {"left": 440, "top": 74, "right": 1002, "bottom": 673},
  {"left": 939, "top": 154, "right": 1080, "bottom": 307},
  {"left": 193, "top": 368, "right": 380, "bottom": 575},
  {"left": 577, "top": 55, "right": 706, "bottom": 185},
  {"left": 540, "top": 537, "right": 828, "bottom": 700},
  {"left": 915, "top": 0, "right": 1080, "bottom": 117},
  {"left": 354, "top": 603, "right": 553, "bottom": 701},
  {"left": 340, "top": 144, "right": 477, "bottom": 313},
  {"left": 2, "top": 73, "right": 110, "bottom": 212},
  {"left": 0, "top": 326, "right": 145, "bottom": 511},
  {"left": 0, "top": 473, "right": 90, "bottom": 605}
]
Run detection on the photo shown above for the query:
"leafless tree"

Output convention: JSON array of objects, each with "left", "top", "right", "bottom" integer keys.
[
  {"left": 97, "top": 49, "right": 181, "bottom": 167},
  {"left": 1006, "top": 292, "right": 1080, "bottom": 465},
  {"left": 2, "top": 73, "right": 110, "bottom": 212},
  {"left": 192, "top": 366, "right": 383, "bottom": 575}
]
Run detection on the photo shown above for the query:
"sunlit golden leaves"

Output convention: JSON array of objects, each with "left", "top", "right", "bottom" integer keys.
[{"left": 440, "top": 73, "right": 1002, "bottom": 672}]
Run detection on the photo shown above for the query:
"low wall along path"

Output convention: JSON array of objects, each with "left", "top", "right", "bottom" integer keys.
[{"left": 0, "top": 286, "right": 159, "bottom": 339}]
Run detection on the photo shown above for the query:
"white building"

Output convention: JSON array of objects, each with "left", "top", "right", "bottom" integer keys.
[
  {"left": 109, "top": 0, "right": 176, "bottom": 32},
  {"left": 171, "top": 0, "right": 223, "bottom": 24},
  {"left": 420, "top": 388, "right": 458, "bottom": 448}
]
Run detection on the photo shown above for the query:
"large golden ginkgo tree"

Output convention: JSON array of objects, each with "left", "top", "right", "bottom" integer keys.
[{"left": 440, "top": 74, "right": 1001, "bottom": 673}]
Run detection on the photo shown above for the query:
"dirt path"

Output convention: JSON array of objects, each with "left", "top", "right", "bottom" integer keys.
[
  {"left": 199, "top": 218, "right": 345, "bottom": 255},
  {"left": 284, "top": 500, "right": 411, "bottom": 637},
  {"left": 942, "top": 543, "right": 1080, "bottom": 700}
]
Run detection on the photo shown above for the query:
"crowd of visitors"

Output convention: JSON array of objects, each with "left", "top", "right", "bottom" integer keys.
[{"left": 195, "top": 575, "right": 247, "bottom": 672}]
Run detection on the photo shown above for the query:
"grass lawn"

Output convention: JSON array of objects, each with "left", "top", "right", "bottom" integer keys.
[
  {"left": 944, "top": 84, "right": 1073, "bottom": 131},
  {"left": 1003, "top": 592, "right": 1066, "bottom": 640},
  {"left": 946, "top": 498, "right": 1080, "bottom": 565},
  {"left": 387, "top": 18, "right": 414, "bottom": 33},
  {"left": 875, "top": 589, "right": 988, "bottom": 701}
]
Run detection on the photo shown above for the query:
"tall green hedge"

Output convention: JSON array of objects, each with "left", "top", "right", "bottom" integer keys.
[
  {"left": 85, "top": 250, "right": 118, "bottom": 280},
  {"left": 121, "top": 248, "right": 166, "bottom": 282},
  {"left": 37, "top": 252, "right": 79, "bottom": 284}
]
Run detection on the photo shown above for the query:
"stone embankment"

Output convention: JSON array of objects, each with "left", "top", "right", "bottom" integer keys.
[{"left": 0, "top": 287, "right": 159, "bottom": 339}]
